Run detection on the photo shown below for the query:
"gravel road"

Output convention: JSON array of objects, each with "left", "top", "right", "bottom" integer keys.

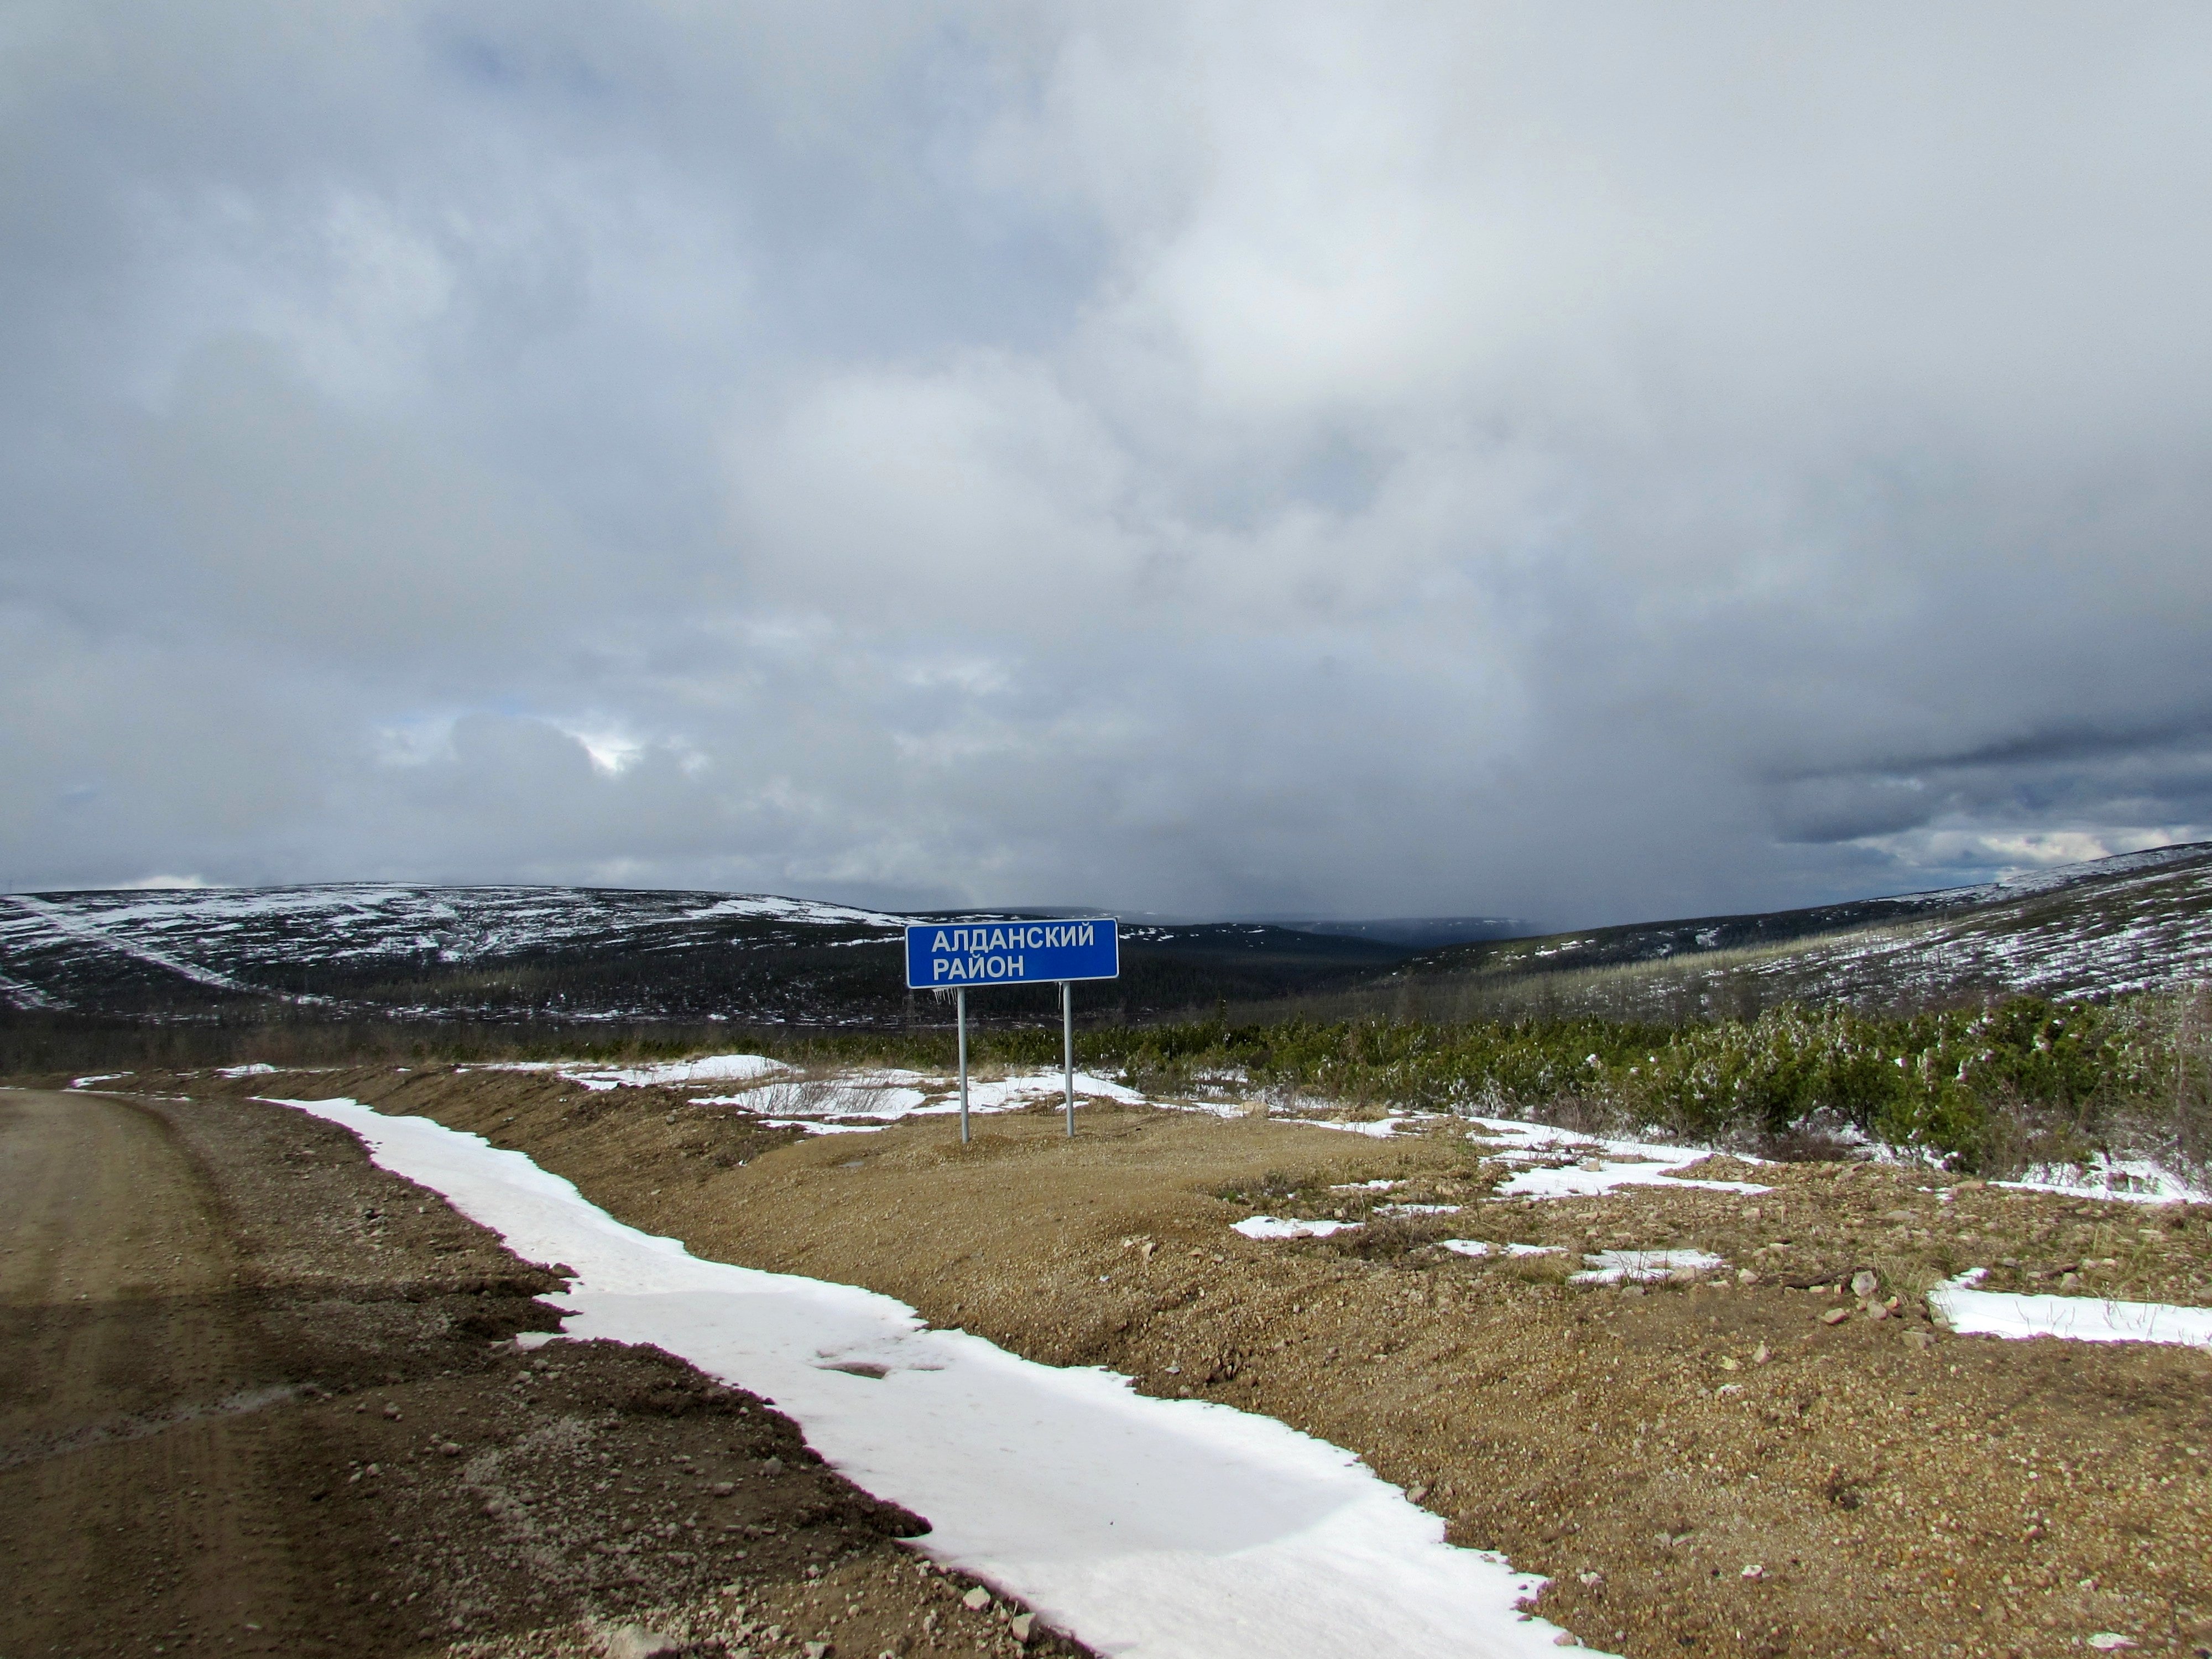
[{"left": 0, "top": 1087, "right": 1062, "bottom": 1659}]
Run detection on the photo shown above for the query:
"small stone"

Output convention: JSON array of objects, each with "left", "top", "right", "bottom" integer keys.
[
  {"left": 1406, "top": 1484, "right": 1428, "bottom": 1503},
  {"left": 1577, "top": 1571, "right": 1604, "bottom": 1588},
  {"left": 382, "top": 1402, "right": 402, "bottom": 1420},
  {"left": 1735, "top": 1268, "right": 1757, "bottom": 1285},
  {"left": 1751, "top": 1343, "right": 1770, "bottom": 1365},
  {"left": 1717, "top": 1356, "right": 1738, "bottom": 1371},
  {"left": 440, "top": 1442, "right": 463, "bottom": 1457},
  {"left": 713, "top": 1481, "right": 735, "bottom": 1496},
  {"left": 1903, "top": 1328, "right": 1936, "bottom": 1351},
  {"left": 1864, "top": 1301, "right": 1890, "bottom": 1322},
  {"left": 1741, "top": 1564, "right": 1765, "bottom": 1581},
  {"left": 1553, "top": 1635, "right": 1579, "bottom": 1647},
  {"left": 962, "top": 1587, "right": 992, "bottom": 1612},
  {"left": 1008, "top": 1613, "right": 1034, "bottom": 1642},
  {"left": 760, "top": 1457, "right": 784, "bottom": 1475},
  {"left": 1850, "top": 1270, "right": 1879, "bottom": 1298},
  {"left": 1820, "top": 1307, "right": 1853, "bottom": 1325},
  {"left": 604, "top": 1622, "right": 684, "bottom": 1659},
  {"left": 802, "top": 1644, "right": 832, "bottom": 1659}
]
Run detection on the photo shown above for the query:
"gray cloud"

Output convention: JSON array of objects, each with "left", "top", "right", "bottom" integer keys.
[{"left": 4, "top": 1, "right": 2211, "bottom": 926}]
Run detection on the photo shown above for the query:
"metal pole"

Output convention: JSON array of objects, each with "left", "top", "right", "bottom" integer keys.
[
  {"left": 957, "top": 985, "right": 969, "bottom": 1144},
  {"left": 1061, "top": 979, "right": 1074, "bottom": 1138}
]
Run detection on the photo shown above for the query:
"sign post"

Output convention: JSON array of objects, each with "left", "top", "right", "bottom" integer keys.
[{"left": 905, "top": 919, "right": 1120, "bottom": 1143}]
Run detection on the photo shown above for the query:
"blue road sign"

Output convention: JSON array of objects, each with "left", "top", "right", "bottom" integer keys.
[{"left": 905, "top": 918, "right": 1119, "bottom": 989}]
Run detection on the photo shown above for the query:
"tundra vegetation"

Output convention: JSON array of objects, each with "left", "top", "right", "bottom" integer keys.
[
  {"left": 16, "top": 985, "right": 2207, "bottom": 1187},
  {"left": 756, "top": 986, "right": 2212, "bottom": 1184}
]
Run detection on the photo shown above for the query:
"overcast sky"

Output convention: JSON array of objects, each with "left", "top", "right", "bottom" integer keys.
[{"left": 5, "top": 3, "right": 2210, "bottom": 926}]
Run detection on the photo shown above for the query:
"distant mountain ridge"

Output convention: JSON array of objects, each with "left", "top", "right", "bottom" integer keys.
[
  {"left": 0, "top": 883, "right": 1404, "bottom": 1026},
  {"left": 4, "top": 843, "right": 2206, "bottom": 1030}
]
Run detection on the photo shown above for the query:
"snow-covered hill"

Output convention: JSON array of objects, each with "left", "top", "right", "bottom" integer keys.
[
  {"left": 0, "top": 884, "right": 1403, "bottom": 1025},
  {"left": 7, "top": 847, "right": 2207, "bottom": 1030},
  {"left": 1727, "top": 851, "right": 2212, "bottom": 1003},
  {"left": 1387, "top": 843, "right": 2212, "bottom": 1019},
  {"left": 0, "top": 884, "right": 911, "bottom": 1013}
]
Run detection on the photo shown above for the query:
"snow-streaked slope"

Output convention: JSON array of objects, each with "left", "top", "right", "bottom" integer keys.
[
  {"left": 276, "top": 1097, "right": 1601, "bottom": 1659},
  {"left": 1730, "top": 858, "right": 2212, "bottom": 1004},
  {"left": 1390, "top": 845, "right": 2212, "bottom": 1020},
  {"left": 0, "top": 883, "right": 917, "bottom": 1013},
  {"left": 9, "top": 846, "right": 2208, "bottom": 1022},
  {"left": 0, "top": 884, "right": 1409, "bottom": 1021},
  {"left": 0, "top": 884, "right": 909, "bottom": 970}
]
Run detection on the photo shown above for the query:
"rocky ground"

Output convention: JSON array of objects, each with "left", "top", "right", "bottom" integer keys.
[
  {"left": 112, "top": 1058, "right": 2212, "bottom": 1659},
  {"left": 0, "top": 1084, "right": 1081, "bottom": 1659}
]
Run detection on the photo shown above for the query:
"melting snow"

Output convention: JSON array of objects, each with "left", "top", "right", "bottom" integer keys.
[
  {"left": 915, "top": 1071, "right": 1147, "bottom": 1113},
  {"left": 723, "top": 1080, "right": 932, "bottom": 1119},
  {"left": 1301, "top": 1115, "right": 1417, "bottom": 1139},
  {"left": 480, "top": 1054, "right": 797, "bottom": 1092},
  {"left": 1569, "top": 1250, "right": 1728, "bottom": 1285},
  {"left": 1232, "top": 1216, "right": 1365, "bottom": 1240},
  {"left": 1992, "top": 1154, "right": 2209, "bottom": 1207},
  {"left": 1466, "top": 1119, "right": 1773, "bottom": 1200},
  {"left": 1929, "top": 1271, "right": 2212, "bottom": 1349},
  {"left": 270, "top": 1098, "right": 1600, "bottom": 1659},
  {"left": 1438, "top": 1241, "right": 1561, "bottom": 1259},
  {"left": 761, "top": 1120, "right": 891, "bottom": 1136}
]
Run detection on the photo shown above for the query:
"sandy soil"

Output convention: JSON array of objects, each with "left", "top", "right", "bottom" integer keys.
[
  {"left": 0, "top": 1086, "right": 1078, "bottom": 1659},
  {"left": 168, "top": 1061, "right": 2212, "bottom": 1659}
]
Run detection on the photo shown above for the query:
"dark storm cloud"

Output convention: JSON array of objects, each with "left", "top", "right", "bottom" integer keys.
[{"left": 4, "top": 1, "right": 2210, "bottom": 925}]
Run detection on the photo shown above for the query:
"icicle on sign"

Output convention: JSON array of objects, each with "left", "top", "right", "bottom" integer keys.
[{"left": 904, "top": 920, "right": 1120, "bottom": 988}]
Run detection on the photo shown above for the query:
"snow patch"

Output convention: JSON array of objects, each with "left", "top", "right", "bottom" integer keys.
[
  {"left": 269, "top": 1097, "right": 1600, "bottom": 1659},
  {"left": 1232, "top": 1215, "right": 1365, "bottom": 1240},
  {"left": 761, "top": 1120, "right": 891, "bottom": 1136},
  {"left": 1299, "top": 1115, "right": 1416, "bottom": 1139},
  {"left": 1928, "top": 1270, "right": 2212, "bottom": 1349},
  {"left": 1993, "top": 1153, "right": 2209, "bottom": 1207},
  {"left": 1465, "top": 1118, "right": 1773, "bottom": 1200},
  {"left": 1570, "top": 1250, "right": 1727, "bottom": 1285},
  {"left": 478, "top": 1054, "right": 795, "bottom": 1092},
  {"left": 716, "top": 1079, "right": 930, "bottom": 1119}
]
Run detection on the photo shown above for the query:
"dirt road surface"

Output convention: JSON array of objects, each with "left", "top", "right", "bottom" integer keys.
[{"left": 0, "top": 1087, "right": 1068, "bottom": 1659}]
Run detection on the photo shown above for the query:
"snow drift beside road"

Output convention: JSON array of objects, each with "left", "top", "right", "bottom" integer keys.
[{"left": 273, "top": 1098, "right": 1606, "bottom": 1659}]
